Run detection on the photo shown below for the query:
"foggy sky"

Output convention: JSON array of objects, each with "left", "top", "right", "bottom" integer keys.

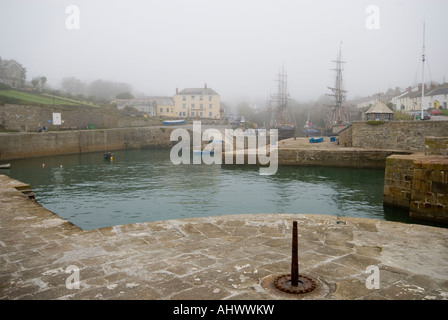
[{"left": 1, "top": 0, "right": 447, "bottom": 104}]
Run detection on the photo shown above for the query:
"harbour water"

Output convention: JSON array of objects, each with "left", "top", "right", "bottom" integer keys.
[{"left": 3, "top": 148, "right": 414, "bottom": 230}]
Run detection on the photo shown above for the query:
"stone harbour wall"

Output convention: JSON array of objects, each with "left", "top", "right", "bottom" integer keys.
[
  {"left": 0, "top": 104, "right": 150, "bottom": 132},
  {"left": 425, "top": 136, "right": 448, "bottom": 156},
  {"left": 383, "top": 154, "right": 448, "bottom": 224},
  {"left": 351, "top": 121, "right": 448, "bottom": 151},
  {"left": 277, "top": 148, "right": 398, "bottom": 168},
  {"left": 0, "top": 127, "right": 175, "bottom": 160}
]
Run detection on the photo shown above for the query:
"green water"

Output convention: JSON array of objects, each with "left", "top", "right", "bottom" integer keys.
[{"left": 3, "top": 148, "right": 417, "bottom": 230}]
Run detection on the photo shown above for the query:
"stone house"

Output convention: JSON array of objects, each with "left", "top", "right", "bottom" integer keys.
[
  {"left": 172, "top": 84, "right": 221, "bottom": 120},
  {"left": 365, "top": 100, "right": 394, "bottom": 121},
  {"left": 0, "top": 57, "right": 26, "bottom": 88}
]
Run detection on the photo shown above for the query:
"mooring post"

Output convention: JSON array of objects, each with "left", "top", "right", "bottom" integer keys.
[{"left": 291, "top": 220, "right": 299, "bottom": 287}]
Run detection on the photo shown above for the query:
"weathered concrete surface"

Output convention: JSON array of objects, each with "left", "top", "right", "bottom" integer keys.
[{"left": 1, "top": 175, "right": 448, "bottom": 300}]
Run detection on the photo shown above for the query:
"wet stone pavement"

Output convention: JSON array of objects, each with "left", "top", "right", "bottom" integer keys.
[{"left": 1, "top": 175, "right": 448, "bottom": 300}]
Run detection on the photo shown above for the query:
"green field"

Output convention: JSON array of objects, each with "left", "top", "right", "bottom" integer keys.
[{"left": 0, "top": 89, "right": 98, "bottom": 107}]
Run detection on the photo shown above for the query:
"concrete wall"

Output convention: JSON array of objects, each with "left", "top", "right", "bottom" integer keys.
[
  {"left": 0, "top": 127, "right": 175, "bottom": 160},
  {"left": 350, "top": 121, "right": 448, "bottom": 151}
]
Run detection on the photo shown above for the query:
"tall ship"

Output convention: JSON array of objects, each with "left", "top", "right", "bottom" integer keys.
[
  {"left": 267, "top": 67, "right": 296, "bottom": 140},
  {"left": 324, "top": 43, "right": 350, "bottom": 135}
]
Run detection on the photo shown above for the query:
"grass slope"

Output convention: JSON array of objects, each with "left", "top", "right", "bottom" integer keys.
[{"left": 0, "top": 89, "right": 98, "bottom": 107}]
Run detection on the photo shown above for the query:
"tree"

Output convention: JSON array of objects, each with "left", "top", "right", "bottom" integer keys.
[
  {"left": 61, "top": 77, "right": 87, "bottom": 96},
  {"left": 115, "top": 92, "right": 134, "bottom": 99}
]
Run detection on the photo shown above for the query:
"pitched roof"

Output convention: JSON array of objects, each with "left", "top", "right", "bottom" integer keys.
[
  {"left": 426, "top": 86, "right": 448, "bottom": 96},
  {"left": 177, "top": 88, "right": 219, "bottom": 96},
  {"left": 365, "top": 100, "right": 394, "bottom": 114}
]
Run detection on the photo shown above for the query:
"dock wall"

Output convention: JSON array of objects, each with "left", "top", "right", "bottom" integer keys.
[
  {"left": 383, "top": 137, "right": 448, "bottom": 224},
  {"left": 0, "top": 127, "right": 175, "bottom": 160},
  {"left": 277, "top": 148, "right": 400, "bottom": 168},
  {"left": 347, "top": 121, "right": 448, "bottom": 151}
]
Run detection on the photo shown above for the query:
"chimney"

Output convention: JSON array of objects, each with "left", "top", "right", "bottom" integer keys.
[
  {"left": 204, "top": 83, "right": 207, "bottom": 89},
  {"left": 430, "top": 83, "right": 436, "bottom": 91},
  {"left": 176, "top": 88, "right": 178, "bottom": 94},
  {"left": 418, "top": 83, "right": 422, "bottom": 91},
  {"left": 407, "top": 86, "right": 412, "bottom": 93}
]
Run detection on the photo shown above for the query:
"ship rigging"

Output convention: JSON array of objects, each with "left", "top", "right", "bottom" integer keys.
[
  {"left": 267, "top": 67, "right": 296, "bottom": 140},
  {"left": 324, "top": 42, "right": 349, "bottom": 134}
]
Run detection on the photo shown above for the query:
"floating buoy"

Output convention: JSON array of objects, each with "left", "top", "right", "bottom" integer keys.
[
  {"left": 110, "top": 156, "right": 113, "bottom": 161},
  {"left": 42, "top": 163, "right": 45, "bottom": 168}
]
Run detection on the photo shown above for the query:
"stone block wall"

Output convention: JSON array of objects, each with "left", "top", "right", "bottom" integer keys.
[
  {"left": 277, "top": 148, "right": 396, "bottom": 168},
  {"left": 425, "top": 136, "right": 448, "bottom": 156},
  {"left": 337, "top": 125, "right": 352, "bottom": 147},
  {"left": 0, "top": 104, "right": 150, "bottom": 132},
  {"left": 0, "top": 127, "right": 175, "bottom": 160},
  {"left": 383, "top": 154, "right": 448, "bottom": 224},
  {"left": 409, "top": 158, "right": 448, "bottom": 223},
  {"left": 351, "top": 121, "right": 448, "bottom": 151},
  {"left": 383, "top": 155, "right": 414, "bottom": 208}
]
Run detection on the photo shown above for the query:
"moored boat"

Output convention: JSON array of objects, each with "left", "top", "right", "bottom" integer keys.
[
  {"left": 162, "top": 119, "right": 186, "bottom": 125},
  {"left": 0, "top": 163, "right": 11, "bottom": 169}
]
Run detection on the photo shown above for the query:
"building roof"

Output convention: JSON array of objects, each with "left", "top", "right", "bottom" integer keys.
[
  {"left": 426, "top": 86, "right": 448, "bottom": 97},
  {"left": 177, "top": 87, "right": 219, "bottom": 96},
  {"left": 116, "top": 96, "right": 174, "bottom": 106},
  {"left": 365, "top": 100, "right": 394, "bottom": 114}
]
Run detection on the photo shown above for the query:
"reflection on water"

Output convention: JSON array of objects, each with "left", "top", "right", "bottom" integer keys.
[{"left": 3, "top": 148, "right": 428, "bottom": 230}]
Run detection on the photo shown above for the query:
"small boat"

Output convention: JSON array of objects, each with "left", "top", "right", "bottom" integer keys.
[
  {"left": 0, "top": 163, "right": 11, "bottom": 169},
  {"left": 104, "top": 152, "right": 114, "bottom": 161},
  {"left": 162, "top": 119, "right": 186, "bottom": 125},
  {"left": 303, "top": 113, "right": 321, "bottom": 136}
]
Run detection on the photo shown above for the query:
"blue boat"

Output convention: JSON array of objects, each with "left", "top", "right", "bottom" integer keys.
[{"left": 162, "top": 119, "right": 186, "bottom": 125}]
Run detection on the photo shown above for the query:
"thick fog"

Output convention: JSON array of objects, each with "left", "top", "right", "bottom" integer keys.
[{"left": 1, "top": 0, "right": 447, "bottom": 104}]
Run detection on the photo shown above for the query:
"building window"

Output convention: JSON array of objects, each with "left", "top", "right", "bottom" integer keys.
[
  {"left": 191, "top": 103, "right": 195, "bottom": 108},
  {"left": 182, "top": 112, "right": 186, "bottom": 116},
  {"left": 209, "top": 104, "right": 212, "bottom": 109},
  {"left": 200, "top": 95, "right": 203, "bottom": 100},
  {"left": 160, "top": 108, "right": 163, "bottom": 113},
  {"left": 200, "top": 112, "right": 203, "bottom": 117},
  {"left": 182, "top": 96, "right": 186, "bottom": 101},
  {"left": 179, "top": 112, "right": 182, "bottom": 116},
  {"left": 209, "top": 112, "right": 212, "bottom": 117},
  {"left": 200, "top": 104, "right": 203, "bottom": 109},
  {"left": 182, "top": 104, "right": 186, "bottom": 108},
  {"left": 166, "top": 108, "right": 169, "bottom": 113},
  {"left": 191, "top": 95, "right": 195, "bottom": 100},
  {"left": 208, "top": 96, "right": 212, "bottom": 101},
  {"left": 192, "top": 112, "right": 195, "bottom": 116}
]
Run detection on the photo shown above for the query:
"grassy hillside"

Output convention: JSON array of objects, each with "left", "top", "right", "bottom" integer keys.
[{"left": 0, "top": 88, "right": 98, "bottom": 108}]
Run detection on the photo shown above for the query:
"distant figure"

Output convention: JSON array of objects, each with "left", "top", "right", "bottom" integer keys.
[{"left": 38, "top": 125, "right": 42, "bottom": 133}]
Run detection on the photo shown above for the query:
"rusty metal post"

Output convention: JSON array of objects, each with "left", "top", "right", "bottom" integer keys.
[{"left": 291, "top": 220, "right": 299, "bottom": 287}]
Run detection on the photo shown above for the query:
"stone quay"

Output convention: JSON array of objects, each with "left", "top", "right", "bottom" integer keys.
[{"left": 1, "top": 175, "right": 447, "bottom": 300}]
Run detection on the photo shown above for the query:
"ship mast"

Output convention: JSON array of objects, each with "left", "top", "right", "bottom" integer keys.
[
  {"left": 420, "top": 22, "right": 425, "bottom": 120},
  {"left": 326, "top": 42, "right": 348, "bottom": 130},
  {"left": 268, "top": 66, "right": 290, "bottom": 128}
]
